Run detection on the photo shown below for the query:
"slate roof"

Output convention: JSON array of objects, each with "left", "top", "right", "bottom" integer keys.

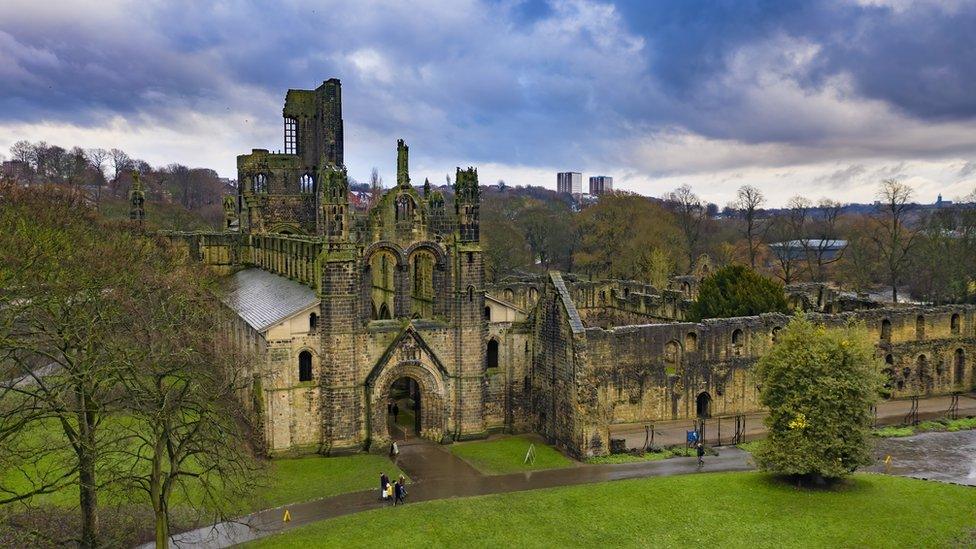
[{"left": 223, "top": 268, "right": 319, "bottom": 332}]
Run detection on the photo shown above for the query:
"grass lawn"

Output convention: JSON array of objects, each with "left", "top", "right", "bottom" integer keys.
[
  {"left": 874, "top": 416, "right": 976, "bottom": 438},
  {"left": 450, "top": 435, "right": 574, "bottom": 474},
  {"left": 248, "top": 472, "right": 976, "bottom": 548},
  {"left": 253, "top": 454, "right": 405, "bottom": 511},
  {"left": 586, "top": 447, "right": 697, "bottom": 464}
]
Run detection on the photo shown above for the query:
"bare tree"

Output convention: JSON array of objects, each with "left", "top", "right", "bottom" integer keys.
[
  {"left": 871, "top": 179, "right": 920, "bottom": 302},
  {"left": 167, "top": 164, "right": 192, "bottom": 209},
  {"left": 115, "top": 256, "right": 260, "bottom": 548},
  {"left": 109, "top": 148, "right": 132, "bottom": 193},
  {"left": 85, "top": 148, "right": 110, "bottom": 206},
  {"left": 804, "top": 198, "right": 845, "bottom": 282},
  {"left": 731, "top": 185, "right": 769, "bottom": 268},
  {"left": 666, "top": 184, "right": 707, "bottom": 272},
  {"left": 768, "top": 196, "right": 809, "bottom": 284},
  {"left": 0, "top": 184, "right": 134, "bottom": 547},
  {"left": 368, "top": 167, "right": 383, "bottom": 208}
]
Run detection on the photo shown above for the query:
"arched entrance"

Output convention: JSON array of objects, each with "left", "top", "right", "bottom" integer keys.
[
  {"left": 388, "top": 377, "right": 422, "bottom": 439},
  {"left": 369, "top": 356, "right": 447, "bottom": 446},
  {"left": 696, "top": 392, "right": 712, "bottom": 418}
]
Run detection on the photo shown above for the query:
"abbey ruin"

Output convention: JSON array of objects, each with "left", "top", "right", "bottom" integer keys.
[{"left": 165, "top": 79, "right": 976, "bottom": 458}]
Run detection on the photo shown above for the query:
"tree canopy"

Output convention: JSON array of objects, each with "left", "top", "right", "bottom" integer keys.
[
  {"left": 753, "top": 315, "right": 881, "bottom": 480},
  {"left": 690, "top": 264, "right": 789, "bottom": 320}
]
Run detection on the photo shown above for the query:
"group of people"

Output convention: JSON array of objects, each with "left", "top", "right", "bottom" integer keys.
[{"left": 379, "top": 472, "right": 407, "bottom": 506}]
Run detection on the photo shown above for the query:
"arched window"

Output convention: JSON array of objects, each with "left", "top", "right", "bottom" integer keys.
[
  {"left": 309, "top": 312, "right": 318, "bottom": 331},
  {"left": 298, "top": 351, "right": 313, "bottom": 382},
  {"left": 395, "top": 194, "right": 414, "bottom": 221},
  {"left": 300, "top": 173, "right": 314, "bottom": 194},
  {"left": 916, "top": 315, "right": 925, "bottom": 340},
  {"left": 486, "top": 339, "right": 499, "bottom": 370},
  {"left": 731, "top": 329, "right": 744, "bottom": 356},
  {"left": 370, "top": 251, "right": 397, "bottom": 320},
  {"left": 664, "top": 340, "right": 681, "bottom": 375},
  {"left": 467, "top": 285, "right": 474, "bottom": 303},
  {"left": 410, "top": 251, "right": 435, "bottom": 318},
  {"left": 916, "top": 354, "right": 930, "bottom": 391},
  {"left": 484, "top": 306, "right": 491, "bottom": 321},
  {"left": 685, "top": 332, "right": 697, "bottom": 351},
  {"left": 955, "top": 349, "right": 965, "bottom": 384},
  {"left": 951, "top": 314, "right": 961, "bottom": 335},
  {"left": 881, "top": 319, "right": 891, "bottom": 342},
  {"left": 253, "top": 173, "right": 267, "bottom": 193},
  {"left": 504, "top": 288, "right": 515, "bottom": 302}
]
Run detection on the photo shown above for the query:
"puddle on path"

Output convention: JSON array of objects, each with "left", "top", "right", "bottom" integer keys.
[{"left": 872, "top": 429, "right": 976, "bottom": 486}]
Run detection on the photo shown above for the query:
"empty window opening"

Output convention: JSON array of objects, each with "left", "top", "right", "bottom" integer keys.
[
  {"left": 284, "top": 117, "right": 297, "bottom": 154},
  {"left": 298, "top": 351, "right": 313, "bottom": 382}
]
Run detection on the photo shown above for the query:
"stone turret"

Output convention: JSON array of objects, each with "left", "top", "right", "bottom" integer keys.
[
  {"left": 396, "top": 139, "right": 410, "bottom": 188},
  {"left": 454, "top": 167, "right": 480, "bottom": 242}
]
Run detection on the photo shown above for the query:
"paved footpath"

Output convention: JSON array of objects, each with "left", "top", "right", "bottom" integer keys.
[
  {"left": 149, "top": 442, "right": 753, "bottom": 548},
  {"left": 610, "top": 392, "right": 976, "bottom": 449}
]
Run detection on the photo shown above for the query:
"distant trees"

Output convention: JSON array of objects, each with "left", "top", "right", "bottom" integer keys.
[
  {"left": 574, "top": 194, "right": 682, "bottom": 285},
  {"left": 690, "top": 264, "right": 789, "bottom": 321},
  {"left": 754, "top": 315, "right": 881, "bottom": 481}
]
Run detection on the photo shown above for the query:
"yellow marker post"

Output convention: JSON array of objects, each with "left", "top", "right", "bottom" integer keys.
[
  {"left": 883, "top": 455, "right": 892, "bottom": 474},
  {"left": 283, "top": 509, "right": 292, "bottom": 523}
]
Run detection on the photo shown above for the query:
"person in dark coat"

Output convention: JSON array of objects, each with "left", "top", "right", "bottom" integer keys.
[
  {"left": 380, "top": 472, "right": 389, "bottom": 500},
  {"left": 696, "top": 443, "right": 705, "bottom": 467},
  {"left": 394, "top": 477, "right": 407, "bottom": 505},
  {"left": 392, "top": 402, "right": 399, "bottom": 423}
]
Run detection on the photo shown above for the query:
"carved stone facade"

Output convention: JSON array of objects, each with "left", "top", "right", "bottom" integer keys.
[{"left": 164, "top": 79, "right": 976, "bottom": 458}]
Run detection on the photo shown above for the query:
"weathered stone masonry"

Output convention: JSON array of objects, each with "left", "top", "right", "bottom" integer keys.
[{"left": 163, "top": 78, "right": 975, "bottom": 459}]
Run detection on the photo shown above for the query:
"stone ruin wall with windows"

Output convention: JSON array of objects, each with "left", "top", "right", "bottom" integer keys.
[
  {"left": 528, "top": 274, "right": 976, "bottom": 458},
  {"left": 161, "top": 78, "right": 976, "bottom": 459}
]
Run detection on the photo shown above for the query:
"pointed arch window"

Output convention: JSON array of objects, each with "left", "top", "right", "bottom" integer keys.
[
  {"left": 300, "top": 173, "right": 314, "bottom": 194},
  {"left": 253, "top": 173, "right": 267, "bottom": 193}
]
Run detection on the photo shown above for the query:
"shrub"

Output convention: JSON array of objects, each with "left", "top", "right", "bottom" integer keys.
[{"left": 754, "top": 314, "right": 882, "bottom": 480}]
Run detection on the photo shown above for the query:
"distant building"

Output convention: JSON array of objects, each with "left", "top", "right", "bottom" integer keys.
[
  {"left": 557, "top": 172, "right": 582, "bottom": 195},
  {"left": 936, "top": 194, "right": 953, "bottom": 208},
  {"left": 589, "top": 175, "right": 613, "bottom": 195},
  {"left": 768, "top": 239, "right": 848, "bottom": 261}
]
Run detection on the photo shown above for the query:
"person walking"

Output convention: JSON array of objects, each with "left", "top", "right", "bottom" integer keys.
[
  {"left": 696, "top": 442, "right": 705, "bottom": 468},
  {"left": 394, "top": 477, "right": 407, "bottom": 506},
  {"left": 379, "top": 472, "right": 389, "bottom": 501},
  {"left": 385, "top": 480, "right": 395, "bottom": 505},
  {"left": 392, "top": 402, "right": 400, "bottom": 423}
]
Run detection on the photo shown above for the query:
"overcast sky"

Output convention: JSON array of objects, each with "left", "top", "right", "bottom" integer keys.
[{"left": 1, "top": 0, "right": 975, "bottom": 206}]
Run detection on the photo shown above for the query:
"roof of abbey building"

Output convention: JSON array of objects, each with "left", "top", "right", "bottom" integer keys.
[{"left": 223, "top": 268, "right": 319, "bottom": 332}]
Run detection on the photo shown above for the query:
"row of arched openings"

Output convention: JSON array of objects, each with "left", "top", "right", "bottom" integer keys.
[
  {"left": 368, "top": 249, "right": 439, "bottom": 320},
  {"left": 881, "top": 313, "right": 962, "bottom": 343},
  {"left": 884, "top": 349, "right": 967, "bottom": 390},
  {"left": 249, "top": 173, "right": 316, "bottom": 194}
]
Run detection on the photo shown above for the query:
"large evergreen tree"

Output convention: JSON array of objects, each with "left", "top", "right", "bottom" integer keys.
[
  {"left": 691, "top": 264, "right": 789, "bottom": 320},
  {"left": 754, "top": 315, "right": 882, "bottom": 480}
]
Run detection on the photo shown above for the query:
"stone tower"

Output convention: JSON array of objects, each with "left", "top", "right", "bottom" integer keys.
[{"left": 453, "top": 166, "right": 487, "bottom": 436}]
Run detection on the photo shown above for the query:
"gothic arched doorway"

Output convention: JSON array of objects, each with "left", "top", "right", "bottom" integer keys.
[
  {"left": 696, "top": 392, "right": 712, "bottom": 418},
  {"left": 388, "top": 376, "right": 421, "bottom": 439},
  {"left": 369, "top": 355, "right": 447, "bottom": 446}
]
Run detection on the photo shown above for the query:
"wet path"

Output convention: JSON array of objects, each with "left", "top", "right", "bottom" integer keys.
[
  {"left": 867, "top": 429, "right": 976, "bottom": 486},
  {"left": 149, "top": 444, "right": 753, "bottom": 548}
]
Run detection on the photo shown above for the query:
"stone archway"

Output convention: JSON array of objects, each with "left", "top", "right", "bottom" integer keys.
[{"left": 370, "top": 359, "right": 447, "bottom": 445}]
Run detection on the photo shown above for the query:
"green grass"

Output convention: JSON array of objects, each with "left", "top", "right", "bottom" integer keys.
[
  {"left": 736, "top": 439, "right": 765, "bottom": 453},
  {"left": 253, "top": 454, "right": 405, "bottom": 511},
  {"left": 586, "top": 446, "right": 696, "bottom": 464},
  {"left": 247, "top": 472, "right": 976, "bottom": 548},
  {"left": 873, "top": 416, "right": 976, "bottom": 438},
  {"left": 0, "top": 416, "right": 404, "bottom": 513},
  {"left": 450, "top": 436, "right": 574, "bottom": 474}
]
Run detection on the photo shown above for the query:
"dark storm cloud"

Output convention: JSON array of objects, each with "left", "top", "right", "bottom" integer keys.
[{"left": 1, "top": 0, "right": 975, "bottom": 171}]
